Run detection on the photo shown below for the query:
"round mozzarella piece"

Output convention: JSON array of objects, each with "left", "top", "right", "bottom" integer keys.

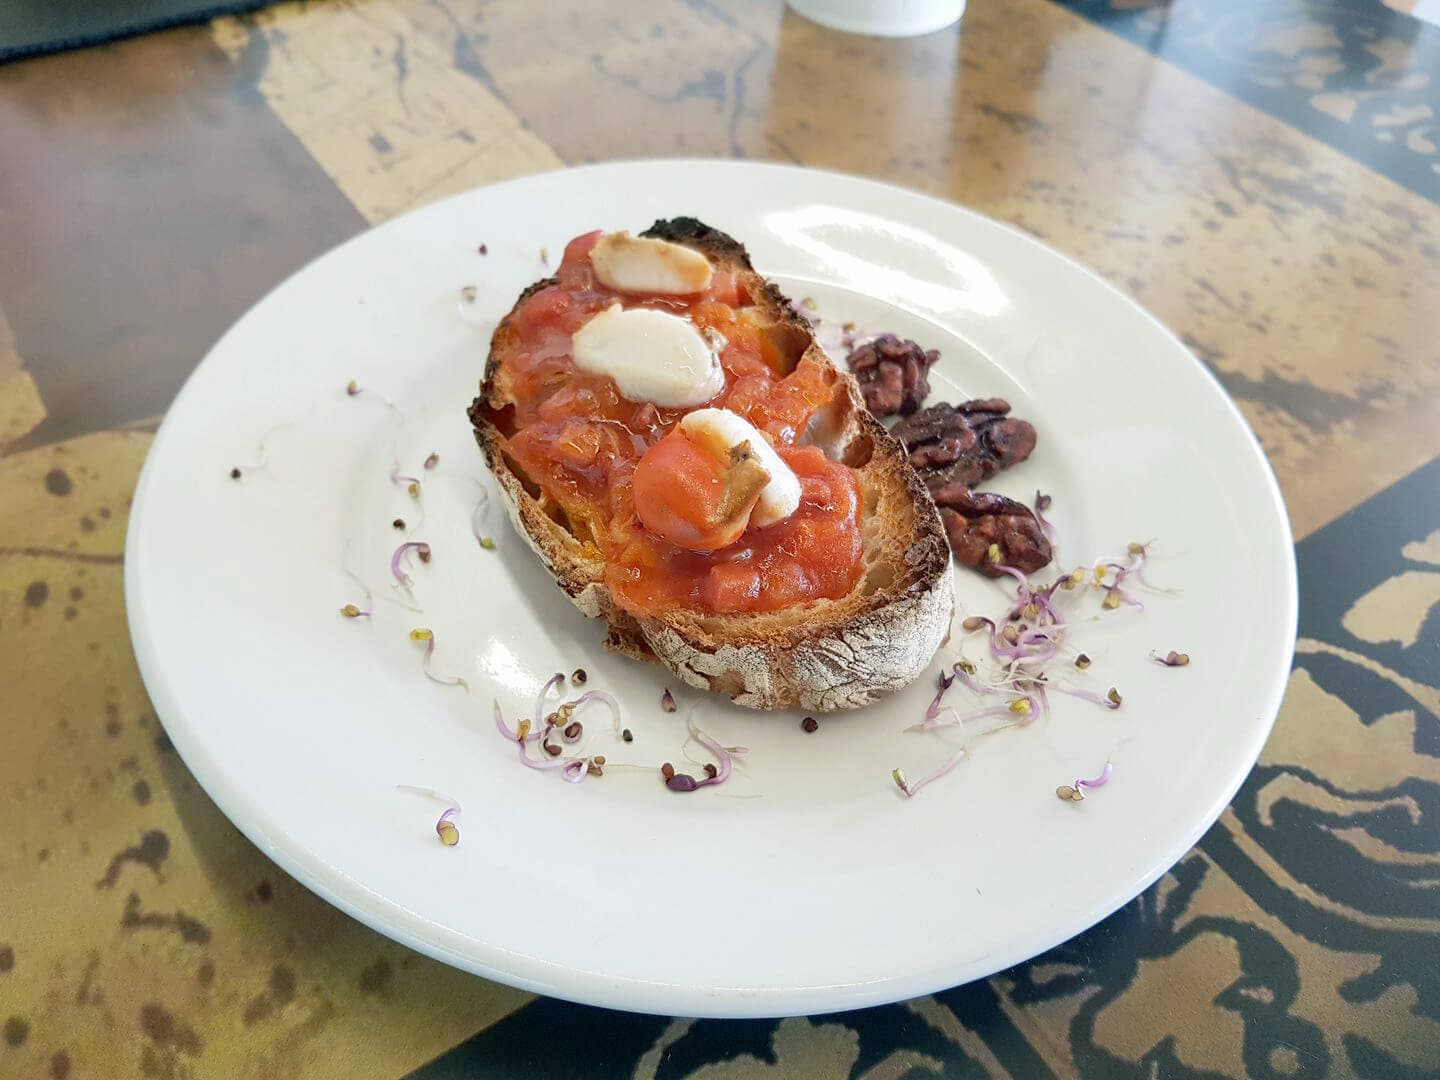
[
  {"left": 679, "top": 407, "right": 801, "bottom": 527},
  {"left": 591, "top": 232, "right": 714, "bottom": 295},
  {"left": 571, "top": 304, "right": 725, "bottom": 408}
]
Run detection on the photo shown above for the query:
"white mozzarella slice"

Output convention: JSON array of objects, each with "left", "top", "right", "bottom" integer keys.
[
  {"left": 591, "top": 232, "right": 714, "bottom": 295},
  {"left": 680, "top": 407, "right": 801, "bottom": 527},
  {"left": 571, "top": 304, "right": 724, "bottom": 408}
]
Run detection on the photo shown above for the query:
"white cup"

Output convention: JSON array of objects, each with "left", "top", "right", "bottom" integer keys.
[{"left": 786, "top": 0, "right": 966, "bottom": 37}]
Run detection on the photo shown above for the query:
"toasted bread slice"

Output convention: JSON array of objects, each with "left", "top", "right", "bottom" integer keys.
[{"left": 469, "top": 218, "right": 953, "bottom": 711}]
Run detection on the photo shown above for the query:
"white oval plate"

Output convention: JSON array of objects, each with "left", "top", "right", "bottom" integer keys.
[{"left": 126, "top": 161, "right": 1295, "bottom": 1018}]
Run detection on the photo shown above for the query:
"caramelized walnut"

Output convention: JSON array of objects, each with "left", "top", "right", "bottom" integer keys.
[
  {"left": 931, "top": 484, "right": 1053, "bottom": 576},
  {"left": 846, "top": 335, "right": 939, "bottom": 417},
  {"left": 890, "top": 400, "right": 1037, "bottom": 489}
]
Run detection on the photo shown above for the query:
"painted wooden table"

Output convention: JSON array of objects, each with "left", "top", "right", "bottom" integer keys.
[{"left": 1, "top": 0, "right": 1438, "bottom": 1076}]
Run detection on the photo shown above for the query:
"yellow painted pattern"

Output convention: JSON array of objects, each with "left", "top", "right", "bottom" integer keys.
[
  {"left": 0, "top": 430, "right": 529, "bottom": 1078},
  {"left": 210, "top": 0, "right": 563, "bottom": 225}
]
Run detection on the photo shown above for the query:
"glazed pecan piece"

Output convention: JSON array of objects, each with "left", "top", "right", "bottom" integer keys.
[
  {"left": 890, "top": 400, "right": 1037, "bottom": 489},
  {"left": 846, "top": 334, "right": 940, "bottom": 417},
  {"left": 931, "top": 483, "right": 1053, "bottom": 576}
]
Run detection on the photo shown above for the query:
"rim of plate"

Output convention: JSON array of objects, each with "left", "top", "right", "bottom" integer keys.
[{"left": 125, "top": 159, "right": 1297, "bottom": 1017}]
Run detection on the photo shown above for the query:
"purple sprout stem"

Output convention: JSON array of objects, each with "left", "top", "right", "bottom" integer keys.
[
  {"left": 1048, "top": 685, "right": 1120, "bottom": 711},
  {"left": 949, "top": 664, "right": 998, "bottom": 698},
  {"left": 1075, "top": 761, "right": 1114, "bottom": 791},
  {"left": 419, "top": 637, "right": 468, "bottom": 690},
  {"left": 390, "top": 465, "right": 422, "bottom": 492},
  {"left": 391, "top": 541, "right": 429, "bottom": 588},
  {"left": 533, "top": 673, "right": 565, "bottom": 729},
  {"left": 517, "top": 738, "right": 569, "bottom": 771},
  {"left": 561, "top": 760, "right": 588, "bottom": 783},
  {"left": 894, "top": 747, "right": 968, "bottom": 797},
  {"left": 1104, "top": 584, "right": 1146, "bottom": 612},
  {"left": 1034, "top": 495, "right": 1056, "bottom": 542},
  {"left": 571, "top": 689, "right": 624, "bottom": 736},
  {"left": 688, "top": 724, "right": 733, "bottom": 788}
]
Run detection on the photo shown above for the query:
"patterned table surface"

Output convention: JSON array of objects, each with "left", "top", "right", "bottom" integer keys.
[{"left": 1, "top": 0, "right": 1437, "bottom": 1076}]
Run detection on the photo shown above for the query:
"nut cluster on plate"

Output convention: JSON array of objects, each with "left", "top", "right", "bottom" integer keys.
[{"left": 847, "top": 338, "right": 1052, "bottom": 576}]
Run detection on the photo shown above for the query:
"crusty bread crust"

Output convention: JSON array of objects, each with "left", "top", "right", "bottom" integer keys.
[{"left": 469, "top": 218, "right": 954, "bottom": 711}]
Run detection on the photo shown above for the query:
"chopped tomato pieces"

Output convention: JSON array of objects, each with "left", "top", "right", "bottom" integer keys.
[{"left": 482, "top": 231, "right": 864, "bottom": 616}]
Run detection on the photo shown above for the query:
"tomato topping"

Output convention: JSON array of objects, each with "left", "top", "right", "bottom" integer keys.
[
  {"left": 485, "top": 232, "right": 863, "bottom": 616},
  {"left": 561, "top": 230, "right": 603, "bottom": 266},
  {"left": 633, "top": 430, "right": 758, "bottom": 552},
  {"left": 707, "top": 270, "right": 744, "bottom": 307}
]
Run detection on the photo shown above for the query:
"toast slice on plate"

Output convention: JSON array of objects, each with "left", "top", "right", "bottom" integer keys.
[{"left": 469, "top": 218, "right": 953, "bottom": 711}]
